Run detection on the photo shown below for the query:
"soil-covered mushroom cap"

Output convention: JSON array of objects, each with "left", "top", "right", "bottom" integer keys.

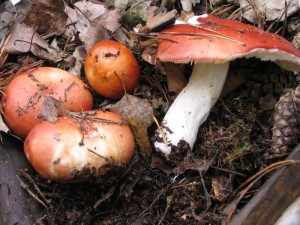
[
  {"left": 0, "top": 67, "right": 93, "bottom": 139},
  {"left": 24, "top": 110, "right": 135, "bottom": 181}
]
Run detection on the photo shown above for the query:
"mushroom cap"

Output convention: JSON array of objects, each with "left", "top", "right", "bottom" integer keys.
[
  {"left": 0, "top": 67, "right": 93, "bottom": 139},
  {"left": 85, "top": 40, "right": 140, "bottom": 99},
  {"left": 157, "top": 14, "right": 300, "bottom": 72},
  {"left": 24, "top": 110, "right": 135, "bottom": 181}
]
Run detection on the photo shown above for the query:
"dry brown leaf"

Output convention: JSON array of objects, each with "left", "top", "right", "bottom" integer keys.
[
  {"left": 211, "top": 175, "right": 233, "bottom": 202},
  {"left": 151, "top": 155, "right": 175, "bottom": 175},
  {"left": 106, "top": 94, "right": 153, "bottom": 128},
  {"left": 106, "top": 94, "right": 153, "bottom": 156},
  {"left": 73, "top": 1, "right": 107, "bottom": 41},
  {"left": 98, "top": 9, "right": 121, "bottom": 33},
  {"left": 151, "top": 152, "right": 212, "bottom": 175},
  {"left": 141, "top": 46, "right": 157, "bottom": 65},
  {"left": 84, "top": 22, "right": 111, "bottom": 53},
  {"left": 173, "top": 155, "right": 211, "bottom": 174},
  {"left": 23, "top": 0, "right": 68, "bottom": 36},
  {"left": 127, "top": 116, "right": 152, "bottom": 156},
  {"left": 3, "top": 22, "right": 64, "bottom": 62},
  {"left": 30, "top": 44, "right": 64, "bottom": 63},
  {"left": 63, "top": 5, "right": 77, "bottom": 38},
  {"left": 84, "top": 9, "right": 121, "bottom": 52},
  {"left": 68, "top": 46, "right": 86, "bottom": 76},
  {"left": 146, "top": 6, "right": 177, "bottom": 31},
  {"left": 0, "top": 1, "right": 17, "bottom": 40},
  {"left": 240, "top": 0, "right": 300, "bottom": 23},
  {"left": 4, "top": 22, "right": 48, "bottom": 54},
  {"left": 114, "top": 0, "right": 152, "bottom": 22},
  {"left": 36, "top": 95, "right": 65, "bottom": 123}
]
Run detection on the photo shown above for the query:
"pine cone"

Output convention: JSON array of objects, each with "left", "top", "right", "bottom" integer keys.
[{"left": 272, "top": 86, "right": 300, "bottom": 153}]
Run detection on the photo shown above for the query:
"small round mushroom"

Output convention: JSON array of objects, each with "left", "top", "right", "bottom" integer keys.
[
  {"left": 24, "top": 110, "right": 135, "bottom": 181},
  {"left": 154, "top": 14, "right": 300, "bottom": 158},
  {"left": 0, "top": 67, "right": 93, "bottom": 139},
  {"left": 85, "top": 40, "right": 140, "bottom": 99}
]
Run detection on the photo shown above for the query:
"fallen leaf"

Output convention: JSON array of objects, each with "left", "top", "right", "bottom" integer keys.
[
  {"left": 173, "top": 154, "right": 211, "bottom": 174},
  {"left": 106, "top": 94, "right": 153, "bottom": 156},
  {"left": 114, "top": 0, "right": 152, "bottom": 22},
  {"left": 146, "top": 6, "right": 177, "bottom": 31},
  {"left": 84, "top": 21, "right": 111, "bottom": 53},
  {"left": 211, "top": 175, "right": 233, "bottom": 202},
  {"left": 141, "top": 46, "right": 157, "bottom": 65},
  {"left": 106, "top": 94, "right": 153, "bottom": 128},
  {"left": 63, "top": 5, "right": 77, "bottom": 38},
  {"left": 151, "top": 155, "right": 174, "bottom": 175},
  {"left": 112, "top": 27, "right": 130, "bottom": 46},
  {"left": 240, "top": 0, "right": 300, "bottom": 23},
  {"left": 84, "top": 9, "right": 121, "bottom": 52},
  {"left": 151, "top": 152, "right": 212, "bottom": 175},
  {"left": 127, "top": 116, "right": 152, "bottom": 156},
  {"left": 0, "top": 1, "right": 17, "bottom": 40},
  {"left": 98, "top": 9, "right": 121, "bottom": 33},
  {"left": 23, "top": 0, "right": 68, "bottom": 36},
  {"left": 4, "top": 22, "right": 64, "bottom": 62},
  {"left": 36, "top": 95, "right": 65, "bottom": 123},
  {"left": 4, "top": 22, "right": 48, "bottom": 54},
  {"left": 73, "top": 0, "right": 107, "bottom": 41},
  {"left": 68, "top": 46, "right": 86, "bottom": 76}
]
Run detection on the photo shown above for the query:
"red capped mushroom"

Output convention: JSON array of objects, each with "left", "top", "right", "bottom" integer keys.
[
  {"left": 0, "top": 67, "right": 93, "bottom": 139},
  {"left": 85, "top": 40, "right": 140, "bottom": 99},
  {"left": 24, "top": 110, "right": 135, "bottom": 181},
  {"left": 154, "top": 14, "right": 300, "bottom": 157}
]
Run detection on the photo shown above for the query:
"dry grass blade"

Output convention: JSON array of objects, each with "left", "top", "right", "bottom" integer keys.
[
  {"left": 211, "top": 3, "right": 240, "bottom": 18},
  {"left": 0, "top": 34, "right": 10, "bottom": 68},
  {"left": 234, "top": 159, "right": 299, "bottom": 194},
  {"left": 0, "top": 58, "right": 44, "bottom": 93}
]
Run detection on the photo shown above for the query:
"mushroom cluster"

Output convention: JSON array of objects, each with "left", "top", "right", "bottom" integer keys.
[
  {"left": 0, "top": 40, "right": 140, "bottom": 181},
  {"left": 154, "top": 14, "right": 300, "bottom": 158}
]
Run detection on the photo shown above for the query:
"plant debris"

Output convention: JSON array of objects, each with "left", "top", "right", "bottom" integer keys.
[{"left": 36, "top": 95, "right": 65, "bottom": 123}]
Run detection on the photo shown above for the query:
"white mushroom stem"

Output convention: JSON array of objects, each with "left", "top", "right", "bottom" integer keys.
[
  {"left": 154, "top": 62, "right": 230, "bottom": 156},
  {"left": 180, "top": 0, "right": 201, "bottom": 11}
]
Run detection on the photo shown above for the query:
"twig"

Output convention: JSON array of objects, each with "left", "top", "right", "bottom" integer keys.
[
  {"left": 139, "top": 181, "right": 173, "bottom": 217},
  {"left": 234, "top": 159, "right": 299, "bottom": 194},
  {"left": 211, "top": 166, "right": 247, "bottom": 177},
  {"left": 158, "top": 189, "right": 176, "bottom": 225},
  {"left": 199, "top": 171, "right": 211, "bottom": 208},
  {"left": 16, "top": 172, "right": 48, "bottom": 209}
]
